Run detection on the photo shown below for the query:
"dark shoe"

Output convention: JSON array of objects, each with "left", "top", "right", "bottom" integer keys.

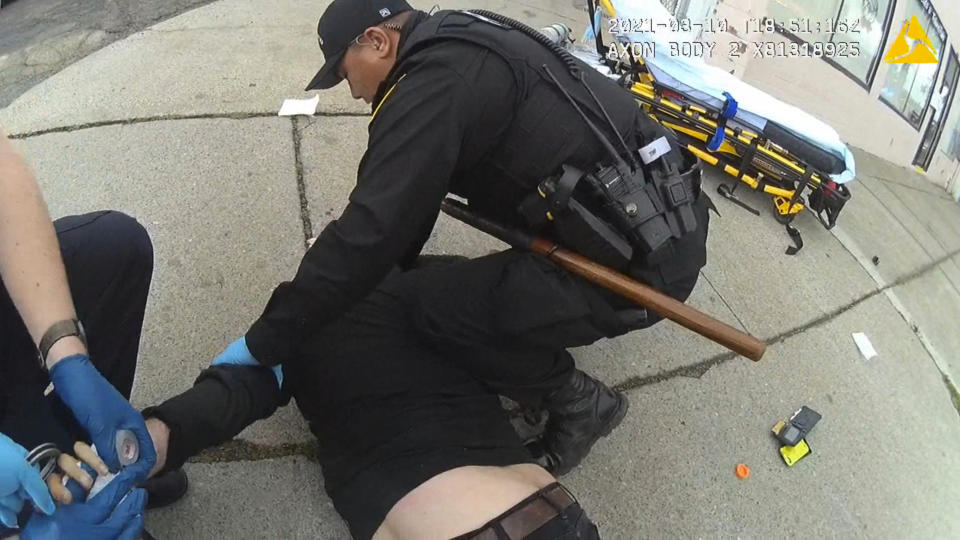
[
  {"left": 535, "top": 370, "right": 629, "bottom": 476},
  {"left": 144, "top": 468, "right": 188, "bottom": 510}
]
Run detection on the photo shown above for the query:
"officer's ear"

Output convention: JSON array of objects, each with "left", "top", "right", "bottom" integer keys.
[{"left": 363, "top": 27, "right": 392, "bottom": 59}]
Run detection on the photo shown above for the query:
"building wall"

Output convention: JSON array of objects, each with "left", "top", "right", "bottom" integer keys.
[{"left": 699, "top": 0, "right": 960, "bottom": 188}]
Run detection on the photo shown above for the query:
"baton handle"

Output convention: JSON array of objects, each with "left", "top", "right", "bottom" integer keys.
[{"left": 441, "top": 198, "right": 766, "bottom": 361}]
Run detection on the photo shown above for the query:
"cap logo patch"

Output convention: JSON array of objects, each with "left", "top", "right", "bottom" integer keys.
[{"left": 379, "top": 8, "right": 391, "bottom": 17}]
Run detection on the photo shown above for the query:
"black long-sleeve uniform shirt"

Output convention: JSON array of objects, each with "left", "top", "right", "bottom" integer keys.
[{"left": 245, "top": 16, "right": 519, "bottom": 366}]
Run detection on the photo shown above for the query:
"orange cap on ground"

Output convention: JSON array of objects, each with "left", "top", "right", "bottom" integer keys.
[{"left": 735, "top": 463, "right": 750, "bottom": 479}]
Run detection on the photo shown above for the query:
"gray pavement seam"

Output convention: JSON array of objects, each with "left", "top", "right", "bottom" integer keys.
[
  {"left": 190, "top": 439, "right": 318, "bottom": 465},
  {"left": 6, "top": 111, "right": 371, "bottom": 139},
  {"left": 6, "top": 112, "right": 276, "bottom": 139},
  {"left": 291, "top": 117, "right": 314, "bottom": 250},
  {"left": 869, "top": 174, "right": 953, "bottom": 201},
  {"left": 146, "top": 24, "right": 313, "bottom": 33},
  {"left": 880, "top": 283, "right": 960, "bottom": 418},
  {"left": 614, "top": 246, "right": 960, "bottom": 394}
]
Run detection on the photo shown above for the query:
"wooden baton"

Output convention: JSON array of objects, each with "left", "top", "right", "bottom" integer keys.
[{"left": 441, "top": 198, "right": 766, "bottom": 361}]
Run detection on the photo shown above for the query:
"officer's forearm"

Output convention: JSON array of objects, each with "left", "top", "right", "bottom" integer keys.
[
  {"left": 141, "top": 365, "right": 283, "bottom": 474},
  {"left": 0, "top": 127, "right": 86, "bottom": 368}
]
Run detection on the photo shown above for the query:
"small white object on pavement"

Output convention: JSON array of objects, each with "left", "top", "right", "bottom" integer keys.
[
  {"left": 852, "top": 332, "right": 878, "bottom": 360},
  {"left": 278, "top": 94, "right": 319, "bottom": 116}
]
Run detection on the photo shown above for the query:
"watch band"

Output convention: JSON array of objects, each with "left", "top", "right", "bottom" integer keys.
[{"left": 37, "top": 319, "right": 87, "bottom": 369}]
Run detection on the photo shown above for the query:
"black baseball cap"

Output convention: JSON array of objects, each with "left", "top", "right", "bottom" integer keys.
[{"left": 305, "top": 0, "right": 414, "bottom": 91}]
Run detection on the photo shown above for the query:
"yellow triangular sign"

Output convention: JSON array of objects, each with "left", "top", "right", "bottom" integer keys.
[
  {"left": 884, "top": 16, "right": 938, "bottom": 64},
  {"left": 905, "top": 15, "right": 935, "bottom": 50},
  {"left": 883, "top": 21, "right": 911, "bottom": 61}
]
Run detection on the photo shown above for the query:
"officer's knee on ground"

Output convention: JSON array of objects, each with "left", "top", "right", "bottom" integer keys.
[{"left": 94, "top": 211, "right": 154, "bottom": 274}]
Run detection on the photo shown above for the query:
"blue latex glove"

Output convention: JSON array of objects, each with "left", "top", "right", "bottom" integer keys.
[
  {"left": 0, "top": 433, "right": 55, "bottom": 528},
  {"left": 211, "top": 336, "right": 283, "bottom": 389},
  {"left": 22, "top": 469, "right": 146, "bottom": 540},
  {"left": 48, "top": 355, "right": 156, "bottom": 480}
]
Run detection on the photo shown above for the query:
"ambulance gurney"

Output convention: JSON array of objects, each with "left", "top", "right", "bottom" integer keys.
[{"left": 554, "top": 0, "right": 856, "bottom": 254}]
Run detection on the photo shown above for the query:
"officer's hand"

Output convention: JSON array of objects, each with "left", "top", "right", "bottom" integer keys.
[
  {"left": 21, "top": 468, "right": 147, "bottom": 540},
  {"left": 48, "top": 355, "right": 157, "bottom": 481},
  {"left": 0, "top": 433, "right": 55, "bottom": 528},
  {"left": 211, "top": 337, "right": 283, "bottom": 389}
]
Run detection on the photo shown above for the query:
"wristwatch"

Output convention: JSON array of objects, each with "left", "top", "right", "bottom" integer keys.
[{"left": 37, "top": 319, "right": 87, "bottom": 370}]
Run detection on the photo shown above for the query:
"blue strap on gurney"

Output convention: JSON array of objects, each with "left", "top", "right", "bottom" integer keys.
[{"left": 707, "top": 92, "right": 738, "bottom": 151}]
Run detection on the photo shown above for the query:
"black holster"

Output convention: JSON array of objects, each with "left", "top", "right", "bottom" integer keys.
[{"left": 518, "top": 151, "right": 701, "bottom": 269}]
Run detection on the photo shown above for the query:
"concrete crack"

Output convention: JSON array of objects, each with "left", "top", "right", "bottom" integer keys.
[
  {"left": 872, "top": 174, "right": 954, "bottom": 201},
  {"left": 146, "top": 24, "right": 313, "bottom": 34},
  {"left": 615, "top": 245, "right": 960, "bottom": 393},
  {"left": 189, "top": 439, "right": 317, "bottom": 465},
  {"left": 291, "top": 117, "right": 314, "bottom": 250},
  {"left": 7, "top": 111, "right": 370, "bottom": 139}
]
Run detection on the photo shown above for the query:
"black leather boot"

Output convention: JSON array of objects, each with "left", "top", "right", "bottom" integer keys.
[{"left": 535, "top": 369, "right": 629, "bottom": 476}]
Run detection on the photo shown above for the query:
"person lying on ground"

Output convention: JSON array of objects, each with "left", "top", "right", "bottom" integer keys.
[{"left": 141, "top": 262, "right": 607, "bottom": 539}]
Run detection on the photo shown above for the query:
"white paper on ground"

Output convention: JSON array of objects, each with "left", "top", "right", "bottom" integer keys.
[
  {"left": 852, "top": 332, "right": 878, "bottom": 360},
  {"left": 278, "top": 94, "right": 319, "bottom": 116}
]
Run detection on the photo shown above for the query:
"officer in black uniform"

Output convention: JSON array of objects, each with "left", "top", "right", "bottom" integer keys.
[{"left": 234, "top": 0, "right": 712, "bottom": 476}]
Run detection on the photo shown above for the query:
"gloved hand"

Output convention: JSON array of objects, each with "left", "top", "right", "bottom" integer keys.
[
  {"left": 48, "top": 355, "right": 156, "bottom": 480},
  {"left": 211, "top": 336, "right": 283, "bottom": 389},
  {"left": 0, "top": 433, "right": 55, "bottom": 528},
  {"left": 22, "top": 468, "right": 147, "bottom": 540}
]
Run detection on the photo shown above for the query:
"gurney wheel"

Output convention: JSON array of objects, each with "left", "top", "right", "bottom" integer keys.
[
  {"left": 772, "top": 201, "right": 797, "bottom": 225},
  {"left": 773, "top": 209, "right": 794, "bottom": 225}
]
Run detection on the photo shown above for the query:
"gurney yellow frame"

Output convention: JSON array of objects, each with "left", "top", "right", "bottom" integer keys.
[
  {"left": 589, "top": 1, "right": 850, "bottom": 253},
  {"left": 615, "top": 63, "right": 852, "bottom": 253}
]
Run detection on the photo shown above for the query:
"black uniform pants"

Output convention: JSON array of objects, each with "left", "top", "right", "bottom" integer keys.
[
  {"left": 396, "top": 249, "right": 700, "bottom": 406},
  {"left": 0, "top": 211, "right": 154, "bottom": 454}
]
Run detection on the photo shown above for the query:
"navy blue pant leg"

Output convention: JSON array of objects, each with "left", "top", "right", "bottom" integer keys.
[{"left": 0, "top": 211, "right": 154, "bottom": 453}]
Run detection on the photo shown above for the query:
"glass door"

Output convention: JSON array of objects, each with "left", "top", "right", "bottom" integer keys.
[{"left": 914, "top": 47, "right": 959, "bottom": 170}]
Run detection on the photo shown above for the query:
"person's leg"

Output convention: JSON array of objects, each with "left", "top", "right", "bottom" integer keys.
[
  {"left": 393, "top": 251, "right": 642, "bottom": 475},
  {"left": 395, "top": 250, "right": 634, "bottom": 402},
  {"left": 0, "top": 210, "right": 153, "bottom": 451}
]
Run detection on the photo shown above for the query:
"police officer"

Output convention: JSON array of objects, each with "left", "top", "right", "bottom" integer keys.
[{"left": 212, "top": 0, "right": 711, "bottom": 476}]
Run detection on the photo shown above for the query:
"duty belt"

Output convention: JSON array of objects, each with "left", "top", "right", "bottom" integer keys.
[{"left": 519, "top": 159, "right": 701, "bottom": 268}]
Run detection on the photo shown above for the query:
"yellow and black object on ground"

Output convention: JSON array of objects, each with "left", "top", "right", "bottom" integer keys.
[
  {"left": 772, "top": 406, "right": 821, "bottom": 467},
  {"left": 778, "top": 439, "right": 812, "bottom": 467}
]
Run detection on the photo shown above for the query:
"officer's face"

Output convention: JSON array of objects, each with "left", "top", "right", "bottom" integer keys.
[{"left": 338, "top": 28, "right": 396, "bottom": 104}]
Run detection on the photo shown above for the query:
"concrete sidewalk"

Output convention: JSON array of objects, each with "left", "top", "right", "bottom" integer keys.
[{"left": 3, "top": 0, "right": 960, "bottom": 537}]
